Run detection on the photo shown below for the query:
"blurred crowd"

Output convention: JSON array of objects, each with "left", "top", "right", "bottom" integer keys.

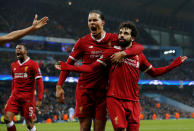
[
  {"left": 0, "top": 0, "right": 193, "bottom": 124},
  {"left": 0, "top": 84, "right": 194, "bottom": 123},
  {"left": 0, "top": 47, "right": 193, "bottom": 80}
]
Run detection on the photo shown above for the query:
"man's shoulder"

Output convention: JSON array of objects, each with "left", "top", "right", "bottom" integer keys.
[
  {"left": 75, "top": 34, "right": 90, "bottom": 47},
  {"left": 79, "top": 34, "right": 90, "bottom": 41},
  {"left": 27, "top": 59, "right": 38, "bottom": 66},
  {"left": 11, "top": 61, "right": 17, "bottom": 68}
]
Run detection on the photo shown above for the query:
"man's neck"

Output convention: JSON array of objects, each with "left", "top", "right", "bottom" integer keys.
[
  {"left": 92, "top": 30, "right": 105, "bottom": 40},
  {"left": 19, "top": 56, "right": 28, "bottom": 63}
]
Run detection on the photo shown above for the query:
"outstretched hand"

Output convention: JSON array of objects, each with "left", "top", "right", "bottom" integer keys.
[
  {"left": 180, "top": 56, "right": 188, "bottom": 62},
  {"left": 32, "top": 14, "right": 48, "bottom": 30},
  {"left": 172, "top": 56, "right": 188, "bottom": 67},
  {"left": 55, "top": 61, "right": 70, "bottom": 71},
  {"left": 55, "top": 61, "right": 62, "bottom": 70}
]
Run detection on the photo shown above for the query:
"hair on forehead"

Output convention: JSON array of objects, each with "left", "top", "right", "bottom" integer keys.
[
  {"left": 16, "top": 43, "right": 28, "bottom": 50},
  {"left": 119, "top": 21, "right": 138, "bottom": 38},
  {"left": 89, "top": 10, "right": 105, "bottom": 20}
]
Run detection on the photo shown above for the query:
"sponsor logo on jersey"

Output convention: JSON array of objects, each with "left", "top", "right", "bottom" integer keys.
[
  {"left": 90, "top": 50, "right": 103, "bottom": 58},
  {"left": 124, "top": 58, "right": 139, "bottom": 68},
  {"left": 14, "top": 73, "right": 28, "bottom": 78},
  {"left": 24, "top": 66, "right": 28, "bottom": 72},
  {"left": 114, "top": 116, "right": 118, "bottom": 125}
]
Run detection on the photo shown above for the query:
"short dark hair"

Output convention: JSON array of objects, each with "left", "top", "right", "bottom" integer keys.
[
  {"left": 16, "top": 43, "right": 28, "bottom": 50},
  {"left": 119, "top": 21, "right": 138, "bottom": 38},
  {"left": 89, "top": 10, "right": 105, "bottom": 21}
]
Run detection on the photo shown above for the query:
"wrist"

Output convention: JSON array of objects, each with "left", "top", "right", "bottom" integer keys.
[
  {"left": 121, "top": 51, "right": 127, "bottom": 57},
  {"left": 56, "top": 85, "right": 62, "bottom": 90},
  {"left": 30, "top": 25, "right": 37, "bottom": 31}
]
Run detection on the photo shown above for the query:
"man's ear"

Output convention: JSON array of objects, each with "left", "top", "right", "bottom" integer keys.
[
  {"left": 102, "top": 20, "right": 105, "bottom": 26},
  {"left": 132, "top": 37, "right": 135, "bottom": 41}
]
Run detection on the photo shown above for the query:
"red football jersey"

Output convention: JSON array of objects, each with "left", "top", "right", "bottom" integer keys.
[
  {"left": 11, "top": 57, "right": 42, "bottom": 99},
  {"left": 98, "top": 46, "right": 152, "bottom": 101},
  {"left": 69, "top": 32, "right": 118, "bottom": 89}
]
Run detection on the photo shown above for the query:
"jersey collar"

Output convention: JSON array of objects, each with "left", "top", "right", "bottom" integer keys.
[
  {"left": 18, "top": 57, "right": 30, "bottom": 66},
  {"left": 90, "top": 32, "right": 106, "bottom": 42},
  {"left": 113, "top": 46, "right": 122, "bottom": 50}
]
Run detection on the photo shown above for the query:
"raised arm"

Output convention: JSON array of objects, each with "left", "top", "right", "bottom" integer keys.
[
  {"left": 142, "top": 55, "right": 188, "bottom": 77},
  {"left": 55, "top": 61, "right": 102, "bottom": 73},
  {"left": 0, "top": 14, "right": 48, "bottom": 45}
]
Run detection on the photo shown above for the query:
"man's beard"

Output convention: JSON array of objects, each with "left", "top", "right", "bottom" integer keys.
[{"left": 118, "top": 38, "right": 132, "bottom": 48}]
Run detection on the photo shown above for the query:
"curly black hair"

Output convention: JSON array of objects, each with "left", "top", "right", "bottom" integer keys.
[{"left": 119, "top": 21, "right": 138, "bottom": 38}]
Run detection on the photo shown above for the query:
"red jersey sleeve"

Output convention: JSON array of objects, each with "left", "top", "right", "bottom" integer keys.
[
  {"left": 140, "top": 54, "right": 184, "bottom": 77},
  {"left": 139, "top": 53, "right": 152, "bottom": 73},
  {"left": 57, "top": 39, "right": 83, "bottom": 86},
  {"left": 124, "top": 42, "right": 144, "bottom": 56},
  {"left": 69, "top": 39, "right": 84, "bottom": 61},
  {"left": 97, "top": 49, "right": 115, "bottom": 66},
  {"left": 33, "top": 62, "right": 42, "bottom": 79},
  {"left": 33, "top": 62, "right": 44, "bottom": 100},
  {"left": 59, "top": 49, "right": 115, "bottom": 73}
]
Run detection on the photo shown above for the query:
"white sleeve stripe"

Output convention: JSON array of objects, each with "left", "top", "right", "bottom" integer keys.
[
  {"left": 35, "top": 76, "right": 42, "bottom": 79},
  {"left": 97, "top": 59, "right": 107, "bottom": 66},
  {"left": 143, "top": 65, "right": 152, "bottom": 73},
  {"left": 69, "top": 56, "right": 77, "bottom": 61}
]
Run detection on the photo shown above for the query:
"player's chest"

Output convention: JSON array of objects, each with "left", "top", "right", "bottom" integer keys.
[
  {"left": 83, "top": 42, "right": 109, "bottom": 59},
  {"left": 122, "top": 55, "right": 140, "bottom": 68},
  {"left": 12, "top": 65, "right": 32, "bottom": 78}
]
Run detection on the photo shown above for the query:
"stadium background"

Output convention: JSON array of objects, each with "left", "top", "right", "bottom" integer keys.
[{"left": 0, "top": 0, "right": 194, "bottom": 130}]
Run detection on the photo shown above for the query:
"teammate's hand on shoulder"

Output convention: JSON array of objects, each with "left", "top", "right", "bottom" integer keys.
[{"left": 111, "top": 51, "right": 126, "bottom": 64}]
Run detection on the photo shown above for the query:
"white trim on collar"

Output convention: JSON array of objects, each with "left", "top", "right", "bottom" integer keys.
[
  {"left": 90, "top": 32, "right": 106, "bottom": 42},
  {"left": 18, "top": 57, "right": 30, "bottom": 66},
  {"left": 113, "top": 46, "right": 122, "bottom": 50}
]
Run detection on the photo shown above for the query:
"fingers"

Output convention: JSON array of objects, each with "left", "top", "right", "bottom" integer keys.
[
  {"left": 34, "top": 14, "right": 38, "bottom": 21},
  {"left": 35, "top": 106, "right": 42, "bottom": 115},
  {"left": 181, "top": 56, "right": 188, "bottom": 62},
  {"left": 55, "top": 65, "right": 61, "bottom": 70},
  {"left": 39, "top": 16, "right": 49, "bottom": 24},
  {"left": 57, "top": 94, "right": 65, "bottom": 104},
  {"left": 35, "top": 106, "right": 40, "bottom": 112}
]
